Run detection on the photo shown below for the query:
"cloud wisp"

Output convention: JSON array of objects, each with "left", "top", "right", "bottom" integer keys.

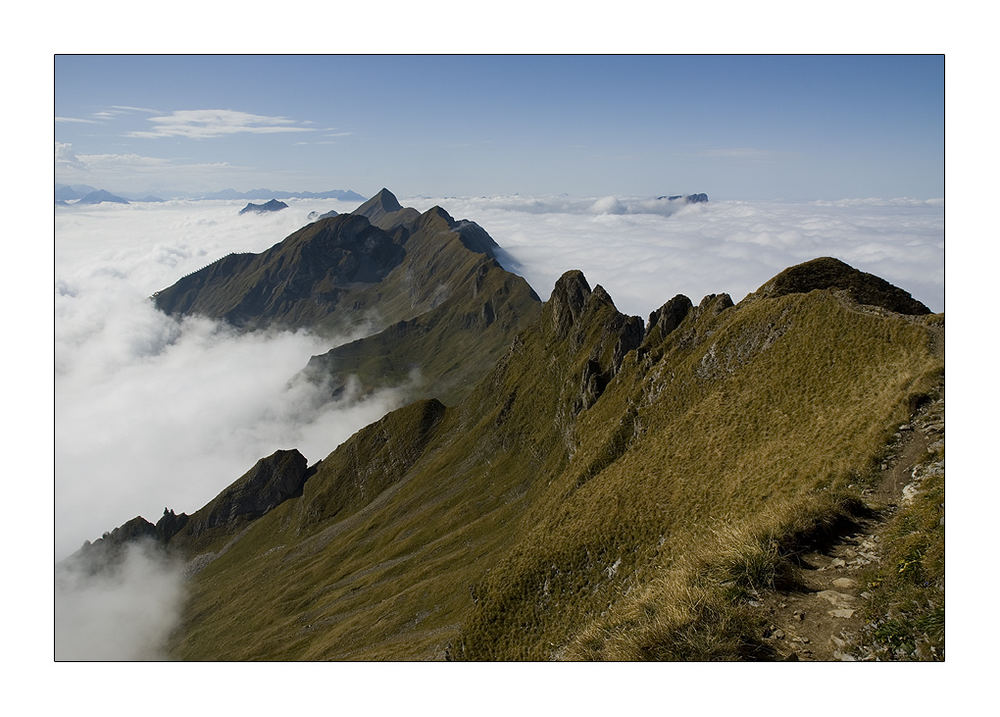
[
  {"left": 129, "top": 109, "right": 317, "bottom": 139},
  {"left": 55, "top": 541, "right": 185, "bottom": 660}
]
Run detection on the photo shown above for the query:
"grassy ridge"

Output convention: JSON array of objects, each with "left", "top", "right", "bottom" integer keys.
[{"left": 169, "top": 268, "right": 943, "bottom": 660}]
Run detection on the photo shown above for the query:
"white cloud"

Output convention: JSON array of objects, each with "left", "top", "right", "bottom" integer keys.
[
  {"left": 56, "top": 541, "right": 185, "bottom": 660},
  {"left": 55, "top": 199, "right": 401, "bottom": 560},
  {"left": 129, "top": 109, "right": 317, "bottom": 139},
  {"left": 55, "top": 116, "right": 101, "bottom": 124},
  {"left": 53, "top": 193, "right": 943, "bottom": 659},
  {"left": 110, "top": 105, "right": 160, "bottom": 114},
  {"left": 55, "top": 141, "right": 86, "bottom": 170},
  {"left": 55, "top": 141, "right": 247, "bottom": 193},
  {"left": 404, "top": 194, "right": 944, "bottom": 316}
]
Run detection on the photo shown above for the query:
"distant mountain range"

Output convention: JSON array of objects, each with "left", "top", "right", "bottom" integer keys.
[
  {"left": 65, "top": 188, "right": 945, "bottom": 662},
  {"left": 75, "top": 189, "right": 130, "bottom": 205}
]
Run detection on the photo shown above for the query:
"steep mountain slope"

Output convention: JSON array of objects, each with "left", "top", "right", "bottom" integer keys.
[
  {"left": 152, "top": 189, "right": 541, "bottom": 404},
  {"left": 150, "top": 257, "right": 942, "bottom": 661}
]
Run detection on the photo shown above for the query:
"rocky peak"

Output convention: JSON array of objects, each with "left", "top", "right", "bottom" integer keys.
[
  {"left": 239, "top": 199, "right": 288, "bottom": 215},
  {"left": 587, "top": 284, "right": 616, "bottom": 311},
  {"left": 754, "top": 257, "right": 930, "bottom": 315},
  {"left": 373, "top": 188, "right": 403, "bottom": 211},
  {"left": 547, "top": 270, "right": 592, "bottom": 338},
  {"left": 415, "top": 205, "right": 456, "bottom": 233},
  {"left": 354, "top": 188, "right": 403, "bottom": 216},
  {"left": 352, "top": 188, "right": 420, "bottom": 230},
  {"left": 696, "top": 293, "right": 735, "bottom": 317},
  {"left": 648, "top": 294, "right": 693, "bottom": 335},
  {"left": 155, "top": 508, "right": 189, "bottom": 543},
  {"left": 185, "top": 449, "right": 311, "bottom": 537}
]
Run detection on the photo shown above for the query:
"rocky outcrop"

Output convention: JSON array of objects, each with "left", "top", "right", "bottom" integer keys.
[
  {"left": 548, "top": 270, "right": 594, "bottom": 339},
  {"left": 648, "top": 294, "right": 693, "bottom": 335},
  {"left": 183, "top": 449, "right": 310, "bottom": 538},
  {"left": 155, "top": 508, "right": 189, "bottom": 542}
]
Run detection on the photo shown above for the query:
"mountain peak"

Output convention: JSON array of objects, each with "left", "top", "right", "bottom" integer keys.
[
  {"left": 371, "top": 188, "right": 403, "bottom": 211},
  {"left": 755, "top": 257, "right": 931, "bottom": 315},
  {"left": 548, "top": 270, "right": 593, "bottom": 337},
  {"left": 352, "top": 188, "right": 419, "bottom": 230},
  {"left": 239, "top": 199, "right": 288, "bottom": 215}
]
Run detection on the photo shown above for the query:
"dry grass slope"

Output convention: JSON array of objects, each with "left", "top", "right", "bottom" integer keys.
[{"left": 166, "top": 259, "right": 943, "bottom": 661}]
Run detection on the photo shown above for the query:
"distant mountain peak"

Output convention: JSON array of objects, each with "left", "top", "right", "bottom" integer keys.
[
  {"left": 76, "top": 189, "right": 129, "bottom": 205},
  {"left": 239, "top": 199, "right": 288, "bottom": 215},
  {"left": 352, "top": 188, "right": 420, "bottom": 230},
  {"left": 373, "top": 188, "right": 403, "bottom": 211}
]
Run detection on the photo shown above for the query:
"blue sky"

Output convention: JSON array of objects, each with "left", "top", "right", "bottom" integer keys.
[{"left": 55, "top": 55, "right": 943, "bottom": 199}]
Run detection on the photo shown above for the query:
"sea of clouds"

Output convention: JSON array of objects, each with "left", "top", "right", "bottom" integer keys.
[
  {"left": 54, "top": 191, "right": 943, "bottom": 659},
  {"left": 55, "top": 197, "right": 418, "bottom": 659},
  {"left": 406, "top": 194, "right": 944, "bottom": 317},
  {"left": 55, "top": 197, "right": 411, "bottom": 560}
]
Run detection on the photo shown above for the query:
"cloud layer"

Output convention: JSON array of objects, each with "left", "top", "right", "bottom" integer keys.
[
  {"left": 55, "top": 193, "right": 943, "bottom": 659},
  {"left": 56, "top": 194, "right": 944, "bottom": 561},
  {"left": 55, "top": 198, "right": 397, "bottom": 559},
  {"left": 55, "top": 541, "right": 185, "bottom": 660},
  {"left": 406, "top": 194, "right": 944, "bottom": 316}
]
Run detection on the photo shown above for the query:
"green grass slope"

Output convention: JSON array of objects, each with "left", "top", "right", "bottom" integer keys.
[{"left": 167, "top": 258, "right": 943, "bottom": 660}]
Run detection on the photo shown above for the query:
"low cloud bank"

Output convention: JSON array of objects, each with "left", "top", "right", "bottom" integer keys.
[
  {"left": 408, "top": 195, "right": 943, "bottom": 316},
  {"left": 56, "top": 199, "right": 408, "bottom": 559},
  {"left": 55, "top": 541, "right": 185, "bottom": 660}
]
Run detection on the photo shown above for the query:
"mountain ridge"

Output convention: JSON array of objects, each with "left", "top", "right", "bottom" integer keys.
[
  {"left": 153, "top": 189, "right": 541, "bottom": 404},
  {"left": 71, "top": 245, "right": 943, "bottom": 661}
]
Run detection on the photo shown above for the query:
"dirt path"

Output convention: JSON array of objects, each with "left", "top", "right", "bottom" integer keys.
[{"left": 755, "top": 395, "right": 944, "bottom": 661}]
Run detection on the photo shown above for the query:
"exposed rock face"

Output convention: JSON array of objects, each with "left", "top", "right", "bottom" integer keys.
[
  {"left": 755, "top": 257, "right": 931, "bottom": 315},
  {"left": 184, "top": 449, "right": 310, "bottom": 537},
  {"left": 239, "top": 199, "right": 288, "bottom": 215},
  {"left": 648, "top": 294, "right": 694, "bottom": 335},
  {"left": 542, "top": 272, "right": 644, "bottom": 416},
  {"left": 548, "top": 270, "right": 594, "bottom": 339},
  {"left": 155, "top": 508, "right": 189, "bottom": 542}
]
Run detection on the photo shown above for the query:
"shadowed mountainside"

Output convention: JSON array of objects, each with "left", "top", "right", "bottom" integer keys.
[{"left": 152, "top": 189, "right": 542, "bottom": 405}]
